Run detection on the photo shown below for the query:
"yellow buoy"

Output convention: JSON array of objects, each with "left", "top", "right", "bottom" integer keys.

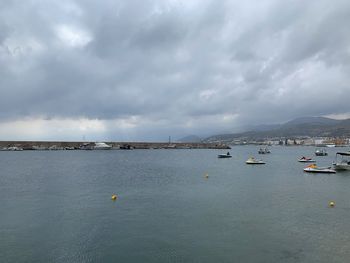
[
  {"left": 329, "top": 201, "right": 335, "bottom": 207},
  {"left": 111, "top": 194, "right": 118, "bottom": 201}
]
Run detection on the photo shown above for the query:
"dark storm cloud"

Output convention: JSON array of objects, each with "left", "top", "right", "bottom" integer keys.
[{"left": 0, "top": 0, "right": 350, "bottom": 139}]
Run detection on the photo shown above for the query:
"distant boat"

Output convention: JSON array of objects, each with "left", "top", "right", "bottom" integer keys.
[
  {"left": 93, "top": 142, "right": 112, "bottom": 150},
  {"left": 64, "top": 147, "right": 75, "bottom": 150},
  {"left": 333, "top": 152, "right": 350, "bottom": 170},
  {"left": 119, "top": 144, "right": 134, "bottom": 150},
  {"left": 258, "top": 147, "right": 271, "bottom": 154},
  {"left": 315, "top": 149, "right": 328, "bottom": 156},
  {"left": 303, "top": 164, "right": 336, "bottom": 174},
  {"left": 1, "top": 146, "right": 23, "bottom": 151},
  {"left": 49, "top": 145, "right": 63, "bottom": 150},
  {"left": 32, "top": 145, "right": 47, "bottom": 151},
  {"left": 326, "top": 144, "right": 336, "bottom": 148},
  {"left": 218, "top": 152, "right": 232, "bottom": 158},
  {"left": 165, "top": 144, "right": 177, "bottom": 149},
  {"left": 246, "top": 157, "right": 265, "bottom": 164},
  {"left": 298, "top": 156, "right": 315, "bottom": 163},
  {"left": 79, "top": 143, "right": 94, "bottom": 150}
]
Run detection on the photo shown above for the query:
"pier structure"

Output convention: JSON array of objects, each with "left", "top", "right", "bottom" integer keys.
[{"left": 0, "top": 141, "right": 230, "bottom": 150}]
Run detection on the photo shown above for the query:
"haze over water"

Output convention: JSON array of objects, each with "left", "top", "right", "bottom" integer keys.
[{"left": 1, "top": 146, "right": 350, "bottom": 262}]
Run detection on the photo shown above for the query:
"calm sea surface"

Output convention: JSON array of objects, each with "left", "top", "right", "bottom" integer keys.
[{"left": 1, "top": 146, "right": 350, "bottom": 263}]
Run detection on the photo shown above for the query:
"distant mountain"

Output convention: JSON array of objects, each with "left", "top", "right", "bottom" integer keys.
[
  {"left": 244, "top": 123, "right": 281, "bottom": 132},
  {"left": 283, "top": 117, "right": 340, "bottom": 126},
  {"left": 177, "top": 135, "right": 202, "bottom": 143},
  {"left": 242, "top": 117, "right": 339, "bottom": 133},
  {"left": 204, "top": 117, "right": 350, "bottom": 142}
]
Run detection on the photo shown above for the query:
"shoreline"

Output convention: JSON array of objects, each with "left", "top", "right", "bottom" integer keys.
[{"left": 0, "top": 141, "right": 231, "bottom": 150}]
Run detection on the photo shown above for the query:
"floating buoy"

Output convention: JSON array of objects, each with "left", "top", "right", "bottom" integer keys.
[
  {"left": 204, "top": 173, "right": 209, "bottom": 179},
  {"left": 111, "top": 194, "right": 118, "bottom": 201},
  {"left": 329, "top": 201, "right": 335, "bottom": 207}
]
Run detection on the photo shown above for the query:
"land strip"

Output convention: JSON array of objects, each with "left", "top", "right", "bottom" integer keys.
[{"left": 0, "top": 141, "right": 230, "bottom": 150}]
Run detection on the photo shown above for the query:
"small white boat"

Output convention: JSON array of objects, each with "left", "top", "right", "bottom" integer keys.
[
  {"left": 49, "top": 145, "right": 63, "bottom": 150},
  {"left": 65, "top": 146, "right": 75, "bottom": 150},
  {"left": 298, "top": 157, "right": 315, "bottom": 163},
  {"left": 93, "top": 142, "right": 112, "bottom": 150},
  {"left": 218, "top": 152, "right": 232, "bottom": 158},
  {"left": 2, "top": 146, "right": 23, "bottom": 151},
  {"left": 246, "top": 157, "right": 265, "bottom": 164},
  {"left": 303, "top": 164, "right": 336, "bottom": 174},
  {"left": 32, "top": 145, "right": 47, "bottom": 150},
  {"left": 333, "top": 152, "right": 350, "bottom": 170},
  {"left": 315, "top": 149, "right": 328, "bottom": 156}
]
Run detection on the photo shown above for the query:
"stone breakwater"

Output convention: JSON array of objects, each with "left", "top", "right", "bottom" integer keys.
[{"left": 0, "top": 141, "right": 230, "bottom": 150}]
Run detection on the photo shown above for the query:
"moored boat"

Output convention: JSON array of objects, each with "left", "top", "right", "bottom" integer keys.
[
  {"left": 315, "top": 149, "right": 328, "bottom": 156},
  {"left": 93, "top": 142, "right": 112, "bottom": 150},
  {"left": 303, "top": 164, "right": 336, "bottom": 173},
  {"left": 258, "top": 147, "right": 271, "bottom": 154},
  {"left": 218, "top": 152, "right": 232, "bottom": 158},
  {"left": 333, "top": 152, "right": 350, "bottom": 170},
  {"left": 246, "top": 157, "right": 265, "bottom": 164},
  {"left": 298, "top": 156, "right": 315, "bottom": 163},
  {"left": 1, "top": 146, "right": 23, "bottom": 151}
]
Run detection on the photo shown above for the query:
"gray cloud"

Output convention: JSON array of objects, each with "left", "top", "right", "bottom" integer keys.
[{"left": 0, "top": 0, "right": 350, "bottom": 140}]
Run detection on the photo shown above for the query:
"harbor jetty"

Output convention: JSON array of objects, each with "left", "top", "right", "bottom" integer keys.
[{"left": 0, "top": 141, "right": 230, "bottom": 151}]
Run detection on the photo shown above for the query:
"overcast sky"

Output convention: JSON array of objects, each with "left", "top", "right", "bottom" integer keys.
[{"left": 1, "top": 0, "right": 350, "bottom": 141}]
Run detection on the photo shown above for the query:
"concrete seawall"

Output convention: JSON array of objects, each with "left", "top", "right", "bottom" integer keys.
[{"left": 0, "top": 141, "right": 231, "bottom": 150}]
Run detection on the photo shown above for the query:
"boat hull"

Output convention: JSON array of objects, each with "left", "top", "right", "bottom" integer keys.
[
  {"left": 258, "top": 151, "right": 270, "bottom": 154},
  {"left": 304, "top": 167, "right": 336, "bottom": 173},
  {"left": 218, "top": 155, "right": 232, "bottom": 158},
  {"left": 93, "top": 147, "right": 112, "bottom": 150},
  {"left": 298, "top": 159, "right": 315, "bottom": 163},
  {"left": 315, "top": 153, "right": 328, "bottom": 156},
  {"left": 246, "top": 161, "right": 265, "bottom": 164},
  {"left": 333, "top": 164, "right": 350, "bottom": 171}
]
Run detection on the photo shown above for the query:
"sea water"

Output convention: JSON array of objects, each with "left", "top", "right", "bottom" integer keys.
[{"left": 1, "top": 146, "right": 350, "bottom": 262}]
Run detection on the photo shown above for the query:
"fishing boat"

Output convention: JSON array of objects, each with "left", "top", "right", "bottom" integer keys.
[
  {"left": 315, "top": 149, "right": 328, "bottom": 156},
  {"left": 298, "top": 156, "right": 315, "bottom": 163},
  {"left": 246, "top": 157, "right": 265, "bottom": 164},
  {"left": 333, "top": 152, "right": 350, "bottom": 170},
  {"left": 303, "top": 164, "right": 336, "bottom": 174},
  {"left": 218, "top": 152, "right": 232, "bottom": 158}
]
